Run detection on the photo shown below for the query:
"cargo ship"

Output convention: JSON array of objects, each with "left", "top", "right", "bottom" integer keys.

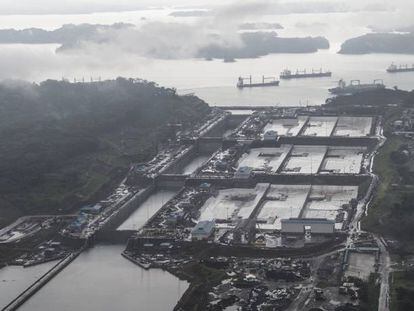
[
  {"left": 386, "top": 63, "right": 414, "bottom": 73},
  {"left": 280, "top": 68, "right": 332, "bottom": 79},
  {"left": 237, "top": 76, "right": 279, "bottom": 88},
  {"left": 329, "top": 79, "right": 385, "bottom": 95}
]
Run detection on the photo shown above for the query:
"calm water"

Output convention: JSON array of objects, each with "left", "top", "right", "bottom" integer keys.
[
  {"left": 117, "top": 190, "right": 177, "bottom": 230},
  {"left": 0, "top": 261, "right": 57, "bottom": 308},
  {"left": 0, "top": 9, "right": 413, "bottom": 107},
  {"left": 19, "top": 245, "right": 187, "bottom": 311},
  {"left": 181, "top": 155, "right": 210, "bottom": 175},
  {"left": 186, "top": 52, "right": 414, "bottom": 106},
  {"left": 3, "top": 44, "right": 412, "bottom": 107}
]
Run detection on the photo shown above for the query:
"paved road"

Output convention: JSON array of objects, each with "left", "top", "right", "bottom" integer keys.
[
  {"left": 287, "top": 285, "right": 312, "bottom": 311},
  {"left": 376, "top": 236, "right": 391, "bottom": 311},
  {"left": 346, "top": 130, "right": 391, "bottom": 311}
]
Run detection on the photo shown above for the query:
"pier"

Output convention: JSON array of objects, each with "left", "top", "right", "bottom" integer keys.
[{"left": 1, "top": 245, "right": 86, "bottom": 311}]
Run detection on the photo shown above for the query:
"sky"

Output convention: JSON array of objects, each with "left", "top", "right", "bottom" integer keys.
[
  {"left": 0, "top": 0, "right": 220, "bottom": 14},
  {"left": 0, "top": 1, "right": 412, "bottom": 28},
  {"left": 0, "top": 0, "right": 409, "bottom": 15}
]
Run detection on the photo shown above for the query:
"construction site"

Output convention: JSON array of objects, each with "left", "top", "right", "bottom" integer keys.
[{"left": 1, "top": 105, "right": 385, "bottom": 311}]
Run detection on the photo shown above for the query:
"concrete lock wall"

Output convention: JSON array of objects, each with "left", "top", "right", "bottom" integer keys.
[
  {"left": 99, "top": 185, "right": 156, "bottom": 231},
  {"left": 163, "top": 145, "right": 197, "bottom": 174}
]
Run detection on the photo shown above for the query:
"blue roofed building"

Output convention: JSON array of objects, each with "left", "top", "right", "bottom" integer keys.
[{"left": 191, "top": 220, "right": 215, "bottom": 241}]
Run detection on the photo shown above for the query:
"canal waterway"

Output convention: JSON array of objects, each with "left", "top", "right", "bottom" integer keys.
[
  {"left": 18, "top": 245, "right": 188, "bottom": 311},
  {"left": 180, "top": 155, "right": 210, "bottom": 175},
  {"left": 0, "top": 261, "right": 57, "bottom": 308},
  {"left": 117, "top": 190, "right": 177, "bottom": 231}
]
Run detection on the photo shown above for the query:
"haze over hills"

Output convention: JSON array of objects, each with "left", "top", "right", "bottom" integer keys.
[
  {"left": 198, "top": 32, "right": 329, "bottom": 59},
  {"left": 0, "top": 23, "right": 133, "bottom": 45},
  {"left": 0, "top": 78, "right": 209, "bottom": 227},
  {"left": 0, "top": 23, "right": 329, "bottom": 60},
  {"left": 238, "top": 22, "right": 284, "bottom": 30},
  {"left": 339, "top": 32, "right": 414, "bottom": 54}
]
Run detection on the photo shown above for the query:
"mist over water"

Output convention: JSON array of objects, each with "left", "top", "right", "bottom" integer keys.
[{"left": 0, "top": 2, "right": 413, "bottom": 107}]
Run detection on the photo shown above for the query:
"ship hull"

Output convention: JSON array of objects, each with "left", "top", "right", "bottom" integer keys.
[
  {"left": 237, "top": 81, "right": 280, "bottom": 88},
  {"left": 329, "top": 84, "right": 385, "bottom": 95},
  {"left": 387, "top": 68, "right": 414, "bottom": 73},
  {"left": 280, "top": 72, "right": 332, "bottom": 79}
]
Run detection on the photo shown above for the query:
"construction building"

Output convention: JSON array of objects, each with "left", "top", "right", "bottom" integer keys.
[{"left": 281, "top": 218, "right": 335, "bottom": 234}]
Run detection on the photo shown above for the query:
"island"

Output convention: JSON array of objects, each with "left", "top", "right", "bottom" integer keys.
[
  {"left": 238, "top": 22, "right": 283, "bottom": 30},
  {"left": 339, "top": 32, "right": 414, "bottom": 54},
  {"left": 198, "top": 32, "right": 329, "bottom": 59},
  {"left": 0, "top": 24, "right": 330, "bottom": 60}
]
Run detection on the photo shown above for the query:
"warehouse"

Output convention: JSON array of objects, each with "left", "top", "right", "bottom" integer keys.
[
  {"left": 191, "top": 220, "right": 216, "bottom": 241},
  {"left": 281, "top": 218, "right": 335, "bottom": 234}
]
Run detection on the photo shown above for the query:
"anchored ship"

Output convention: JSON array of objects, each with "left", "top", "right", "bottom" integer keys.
[
  {"left": 329, "top": 79, "right": 385, "bottom": 95},
  {"left": 237, "top": 76, "right": 279, "bottom": 88},
  {"left": 280, "top": 68, "right": 332, "bottom": 79},
  {"left": 387, "top": 63, "right": 414, "bottom": 73}
]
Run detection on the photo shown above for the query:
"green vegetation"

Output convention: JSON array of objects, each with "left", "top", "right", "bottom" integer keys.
[
  {"left": 362, "top": 136, "right": 406, "bottom": 231},
  {"left": 360, "top": 92, "right": 414, "bottom": 251},
  {"left": 0, "top": 78, "right": 210, "bottom": 227},
  {"left": 176, "top": 262, "right": 226, "bottom": 311},
  {"left": 359, "top": 274, "right": 380, "bottom": 311},
  {"left": 326, "top": 89, "right": 414, "bottom": 251},
  {"left": 390, "top": 271, "right": 414, "bottom": 311},
  {"left": 342, "top": 275, "right": 380, "bottom": 311},
  {"left": 324, "top": 89, "right": 414, "bottom": 311}
]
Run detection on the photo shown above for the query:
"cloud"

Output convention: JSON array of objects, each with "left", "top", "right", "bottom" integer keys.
[
  {"left": 0, "top": 0, "right": 230, "bottom": 15},
  {"left": 54, "top": 1, "right": 276, "bottom": 59}
]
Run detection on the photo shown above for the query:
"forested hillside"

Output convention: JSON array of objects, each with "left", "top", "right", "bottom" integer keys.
[{"left": 0, "top": 78, "right": 210, "bottom": 226}]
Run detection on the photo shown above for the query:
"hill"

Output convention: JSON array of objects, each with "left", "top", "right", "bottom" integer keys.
[
  {"left": 339, "top": 33, "right": 414, "bottom": 54},
  {"left": 0, "top": 78, "right": 210, "bottom": 227},
  {"left": 0, "top": 24, "right": 329, "bottom": 59}
]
